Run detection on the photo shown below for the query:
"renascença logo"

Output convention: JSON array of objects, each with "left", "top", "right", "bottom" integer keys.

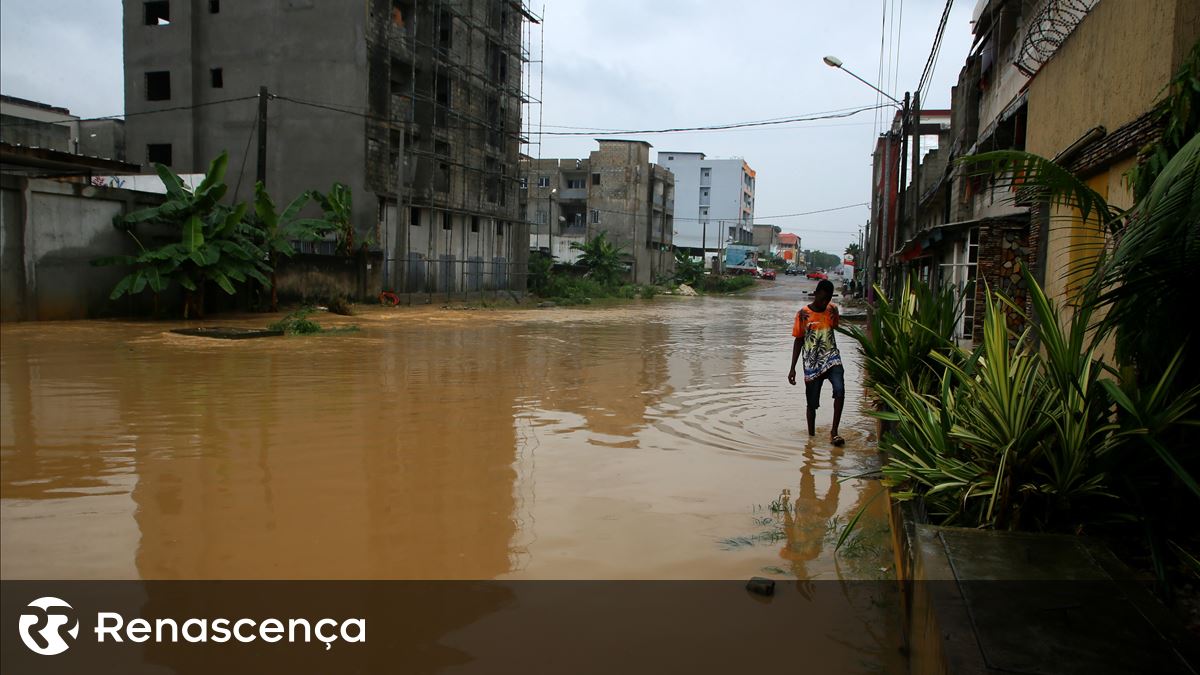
[{"left": 18, "top": 597, "right": 80, "bottom": 656}]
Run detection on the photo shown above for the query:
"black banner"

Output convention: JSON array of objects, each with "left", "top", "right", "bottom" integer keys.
[{"left": 1, "top": 581, "right": 906, "bottom": 674}]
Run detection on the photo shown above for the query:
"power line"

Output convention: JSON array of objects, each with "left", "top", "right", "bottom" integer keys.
[
  {"left": 536, "top": 105, "right": 890, "bottom": 136},
  {"left": 917, "top": 0, "right": 955, "bottom": 100},
  {"left": 0, "top": 95, "right": 259, "bottom": 128}
]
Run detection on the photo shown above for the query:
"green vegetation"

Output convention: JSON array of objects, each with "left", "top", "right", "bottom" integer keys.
[
  {"left": 672, "top": 249, "right": 705, "bottom": 286},
  {"left": 95, "top": 152, "right": 352, "bottom": 318},
  {"left": 268, "top": 307, "right": 360, "bottom": 336},
  {"left": 844, "top": 86, "right": 1200, "bottom": 589},
  {"left": 94, "top": 153, "right": 268, "bottom": 318},
  {"left": 803, "top": 249, "right": 840, "bottom": 270}
]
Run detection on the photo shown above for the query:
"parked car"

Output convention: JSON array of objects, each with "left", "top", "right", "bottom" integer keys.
[
  {"left": 806, "top": 270, "right": 828, "bottom": 280},
  {"left": 784, "top": 266, "right": 801, "bottom": 276},
  {"left": 760, "top": 269, "right": 777, "bottom": 280}
]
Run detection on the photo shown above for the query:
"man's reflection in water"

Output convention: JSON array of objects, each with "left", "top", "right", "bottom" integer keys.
[{"left": 778, "top": 441, "right": 842, "bottom": 580}]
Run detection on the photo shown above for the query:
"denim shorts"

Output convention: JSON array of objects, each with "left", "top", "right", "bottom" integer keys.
[{"left": 805, "top": 365, "right": 845, "bottom": 409}]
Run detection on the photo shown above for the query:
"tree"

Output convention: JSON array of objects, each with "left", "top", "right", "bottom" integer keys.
[
  {"left": 570, "top": 232, "right": 627, "bottom": 286},
  {"left": 312, "top": 183, "right": 355, "bottom": 255},
  {"left": 673, "top": 249, "right": 705, "bottom": 286},
  {"left": 95, "top": 152, "right": 269, "bottom": 318},
  {"left": 252, "top": 183, "right": 339, "bottom": 311}
]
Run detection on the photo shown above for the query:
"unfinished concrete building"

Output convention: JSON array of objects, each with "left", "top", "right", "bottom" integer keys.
[
  {"left": 523, "top": 139, "right": 674, "bottom": 284},
  {"left": 122, "top": 0, "right": 536, "bottom": 294}
]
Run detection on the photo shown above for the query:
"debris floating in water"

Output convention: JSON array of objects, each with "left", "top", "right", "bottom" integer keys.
[{"left": 170, "top": 327, "right": 284, "bottom": 340}]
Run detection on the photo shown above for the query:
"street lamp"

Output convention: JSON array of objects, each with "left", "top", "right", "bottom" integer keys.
[
  {"left": 824, "top": 55, "right": 912, "bottom": 298},
  {"left": 823, "top": 55, "right": 903, "bottom": 107}
]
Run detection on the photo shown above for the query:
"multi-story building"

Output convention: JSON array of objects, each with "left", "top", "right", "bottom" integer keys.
[
  {"left": 752, "top": 224, "right": 780, "bottom": 257},
  {"left": 1, "top": 95, "right": 125, "bottom": 160},
  {"left": 123, "top": 0, "right": 534, "bottom": 293},
  {"left": 523, "top": 139, "right": 674, "bottom": 284},
  {"left": 655, "top": 151, "right": 755, "bottom": 253},
  {"left": 868, "top": 0, "right": 1034, "bottom": 343},
  {"left": 777, "top": 232, "right": 801, "bottom": 264}
]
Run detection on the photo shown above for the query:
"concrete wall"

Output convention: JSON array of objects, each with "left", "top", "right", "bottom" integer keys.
[
  {"left": 0, "top": 176, "right": 163, "bottom": 321},
  {"left": 124, "top": 1, "right": 372, "bottom": 240},
  {"left": 1025, "top": 0, "right": 1199, "bottom": 307},
  {"left": 275, "top": 252, "right": 383, "bottom": 303}
]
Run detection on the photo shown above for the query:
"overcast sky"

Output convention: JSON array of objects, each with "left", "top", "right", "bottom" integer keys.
[{"left": 0, "top": 0, "right": 976, "bottom": 254}]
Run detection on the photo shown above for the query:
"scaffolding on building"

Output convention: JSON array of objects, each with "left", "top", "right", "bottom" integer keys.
[{"left": 379, "top": 0, "right": 541, "bottom": 301}]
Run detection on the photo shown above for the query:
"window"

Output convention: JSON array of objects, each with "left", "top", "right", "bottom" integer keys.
[
  {"left": 536, "top": 211, "right": 547, "bottom": 225},
  {"left": 410, "top": 207, "right": 421, "bottom": 226},
  {"left": 210, "top": 68, "right": 223, "bottom": 88},
  {"left": 144, "top": 1, "right": 170, "bottom": 26},
  {"left": 437, "top": 9, "right": 452, "bottom": 50},
  {"left": 591, "top": 172, "right": 601, "bottom": 186},
  {"left": 145, "top": 71, "right": 171, "bottom": 101},
  {"left": 537, "top": 176, "right": 550, "bottom": 188},
  {"left": 572, "top": 213, "right": 584, "bottom": 228},
  {"left": 209, "top": 0, "right": 220, "bottom": 12},
  {"left": 566, "top": 178, "right": 585, "bottom": 190},
  {"left": 471, "top": 216, "right": 480, "bottom": 233},
  {"left": 519, "top": 176, "right": 528, "bottom": 190},
  {"left": 442, "top": 212, "right": 452, "bottom": 230},
  {"left": 701, "top": 168, "right": 711, "bottom": 178},
  {"left": 147, "top": 143, "right": 172, "bottom": 166},
  {"left": 497, "top": 222, "right": 505, "bottom": 237},
  {"left": 590, "top": 209, "right": 600, "bottom": 224}
]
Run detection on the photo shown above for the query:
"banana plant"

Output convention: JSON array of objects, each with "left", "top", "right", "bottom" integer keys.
[
  {"left": 95, "top": 152, "right": 269, "bottom": 318},
  {"left": 252, "top": 182, "right": 338, "bottom": 311},
  {"left": 312, "top": 183, "right": 354, "bottom": 255}
]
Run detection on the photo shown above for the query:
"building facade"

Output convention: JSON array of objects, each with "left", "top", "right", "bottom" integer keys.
[
  {"left": 1022, "top": 0, "right": 1198, "bottom": 310},
  {"left": 1, "top": 95, "right": 125, "bottom": 160},
  {"left": 752, "top": 224, "right": 780, "bottom": 256},
  {"left": 123, "top": 0, "right": 534, "bottom": 293},
  {"left": 523, "top": 139, "right": 674, "bottom": 284},
  {"left": 655, "top": 151, "right": 755, "bottom": 253}
]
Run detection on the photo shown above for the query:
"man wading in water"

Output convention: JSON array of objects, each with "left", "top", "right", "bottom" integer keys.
[{"left": 787, "top": 279, "right": 846, "bottom": 446}]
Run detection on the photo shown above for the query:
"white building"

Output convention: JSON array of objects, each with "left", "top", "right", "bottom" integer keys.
[{"left": 656, "top": 151, "right": 755, "bottom": 252}]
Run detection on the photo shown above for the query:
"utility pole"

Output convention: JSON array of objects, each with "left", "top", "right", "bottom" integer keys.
[
  {"left": 911, "top": 91, "right": 921, "bottom": 247},
  {"left": 256, "top": 86, "right": 269, "bottom": 188},
  {"left": 894, "top": 92, "right": 911, "bottom": 296}
]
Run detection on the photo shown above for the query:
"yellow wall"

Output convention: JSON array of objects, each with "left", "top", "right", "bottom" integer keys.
[{"left": 1026, "top": 0, "right": 1198, "bottom": 308}]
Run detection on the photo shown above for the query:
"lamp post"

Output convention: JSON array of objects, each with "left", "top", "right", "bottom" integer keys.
[{"left": 823, "top": 55, "right": 909, "bottom": 297}]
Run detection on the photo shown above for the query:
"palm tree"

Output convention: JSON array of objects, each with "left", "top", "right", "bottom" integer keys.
[{"left": 570, "top": 232, "right": 627, "bottom": 287}]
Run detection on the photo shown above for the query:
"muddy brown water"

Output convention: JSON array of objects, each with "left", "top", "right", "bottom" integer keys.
[
  {"left": 2, "top": 277, "right": 904, "bottom": 668},
  {"left": 1, "top": 277, "right": 891, "bottom": 580}
]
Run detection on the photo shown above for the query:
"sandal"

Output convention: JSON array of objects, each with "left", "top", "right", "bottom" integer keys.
[{"left": 831, "top": 435, "right": 845, "bottom": 447}]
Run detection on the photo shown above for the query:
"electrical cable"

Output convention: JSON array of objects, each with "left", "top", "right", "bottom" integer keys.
[{"left": 0, "top": 95, "right": 259, "bottom": 128}]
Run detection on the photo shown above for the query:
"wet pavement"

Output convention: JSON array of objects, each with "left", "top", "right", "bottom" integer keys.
[{"left": 1, "top": 276, "right": 889, "bottom": 582}]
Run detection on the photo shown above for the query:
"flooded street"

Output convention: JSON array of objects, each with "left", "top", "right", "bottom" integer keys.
[{"left": 2, "top": 277, "right": 889, "bottom": 582}]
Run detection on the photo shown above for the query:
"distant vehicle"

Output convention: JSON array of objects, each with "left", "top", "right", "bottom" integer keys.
[
  {"left": 784, "top": 266, "right": 801, "bottom": 276},
  {"left": 807, "top": 270, "right": 828, "bottom": 280},
  {"left": 760, "top": 269, "right": 777, "bottom": 280}
]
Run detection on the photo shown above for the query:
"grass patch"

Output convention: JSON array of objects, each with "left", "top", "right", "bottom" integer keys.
[{"left": 269, "top": 307, "right": 360, "bottom": 335}]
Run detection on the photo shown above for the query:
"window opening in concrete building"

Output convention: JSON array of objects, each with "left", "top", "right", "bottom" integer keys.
[
  {"left": 209, "top": 0, "right": 220, "bottom": 13},
  {"left": 497, "top": 222, "right": 505, "bottom": 237},
  {"left": 566, "top": 178, "right": 584, "bottom": 190},
  {"left": 411, "top": 207, "right": 421, "bottom": 226},
  {"left": 536, "top": 211, "right": 547, "bottom": 225},
  {"left": 537, "top": 176, "right": 550, "bottom": 188},
  {"left": 591, "top": 173, "right": 600, "bottom": 186},
  {"left": 471, "top": 216, "right": 480, "bottom": 233},
  {"left": 435, "top": 74, "right": 451, "bottom": 127},
  {"left": 147, "top": 143, "right": 172, "bottom": 166},
  {"left": 442, "top": 212, "right": 452, "bottom": 230},
  {"left": 388, "top": 130, "right": 401, "bottom": 169},
  {"left": 436, "top": 163, "right": 450, "bottom": 193},
  {"left": 438, "top": 9, "right": 453, "bottom": 51},
  {"left": 590, "top": 209, "right": 600, "bottom": 224},
  {"left": 146, "top": 71, "right": 171, "bottom": 101},
  {"left": 210, "top": 68, "right": 223, "bottom": 88},
  {"left": 144, "top": 1, "right": 170, "bottom": 26},
  {"left": 572, "top": 213, "right": 584, "bottom": 228},
  {"left": 519, "top": 176, "right": 528, "bottom": 190}
]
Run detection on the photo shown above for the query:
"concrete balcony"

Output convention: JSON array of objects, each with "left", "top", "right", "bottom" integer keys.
[{"left": 389, "top": 23, "right": 414, "bottom": 59}]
